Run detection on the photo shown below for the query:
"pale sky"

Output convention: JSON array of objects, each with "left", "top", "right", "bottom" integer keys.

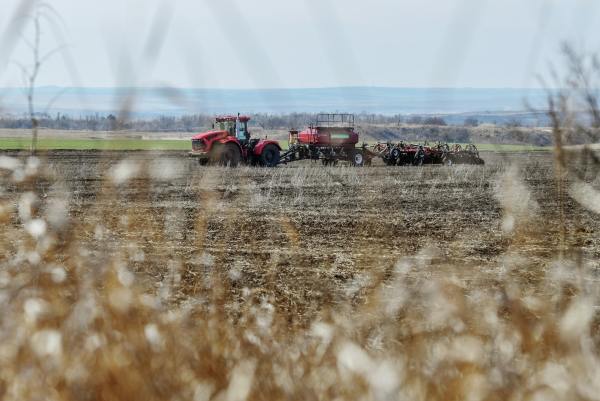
[{"left": 1, "top": 0, "right": 599, "bottom": 89}]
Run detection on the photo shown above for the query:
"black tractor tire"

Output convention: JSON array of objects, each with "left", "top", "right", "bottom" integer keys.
[
  {"left": 212, "top": 143, "right": 241, "bottom": 167},
  {"left": 260, "top": 144, "right": 280, "bottom": 167},
  {"left": 350, "top": 150, "right": 365, "bottom": 167}
]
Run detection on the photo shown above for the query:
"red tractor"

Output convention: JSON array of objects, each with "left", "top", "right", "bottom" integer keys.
[{"left": 189, "top": 115, "right": 281, "bottom": 167}]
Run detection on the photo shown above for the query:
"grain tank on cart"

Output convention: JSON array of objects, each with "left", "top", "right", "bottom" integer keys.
[
  {"left": 280, "top": 113, "right": 370, "bottom": 166},
  {"left": 189, "top": 115, "right": 281, "bottom": 167}
]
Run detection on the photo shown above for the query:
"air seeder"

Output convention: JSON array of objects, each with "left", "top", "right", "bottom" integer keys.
[{"left": 280, "top": 114, "right": 370, "bottom": 166}]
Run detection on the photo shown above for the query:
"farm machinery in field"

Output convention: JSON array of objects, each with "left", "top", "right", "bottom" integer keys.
[
  {"left": 371, "top": 142, "right": 485, "bottom": 166},
  {"left": 189, "top": 113, "right": 484, "bottom": 167},
  {"left": 189, "top": 115, "right": 282, "bottom": 167},
  {"left": 280, "top": 114, "right": 370, "bottom": 166}
]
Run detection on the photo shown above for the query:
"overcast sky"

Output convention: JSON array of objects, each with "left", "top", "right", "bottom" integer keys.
[{"left": 1, "top": 0, "right": 599, "bottom": 89}]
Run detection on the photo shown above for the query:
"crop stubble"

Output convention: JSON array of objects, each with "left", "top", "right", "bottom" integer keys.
[{"left": 2, "top": 150, "right": 597, "bottom": 323}]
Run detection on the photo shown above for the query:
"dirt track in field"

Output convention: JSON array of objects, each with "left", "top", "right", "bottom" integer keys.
[{"left": 2, "top": 150, "right": 598, "bottom": 322}]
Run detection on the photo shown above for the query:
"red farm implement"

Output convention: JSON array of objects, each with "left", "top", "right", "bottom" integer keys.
[
  {"left": 280, "top": 114, "right": 372, "bottom": 166},
  {"left": 371, "top": 142, "right": 485, "bottom": 166}
]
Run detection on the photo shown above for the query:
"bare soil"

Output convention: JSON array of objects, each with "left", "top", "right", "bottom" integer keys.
[{"left": 1, "top": 150, "right": 598, "bottom": 323}]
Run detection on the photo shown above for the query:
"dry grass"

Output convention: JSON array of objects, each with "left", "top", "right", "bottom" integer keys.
[{"left": 0, "top": 150, "right": 599, "bottom": 401}]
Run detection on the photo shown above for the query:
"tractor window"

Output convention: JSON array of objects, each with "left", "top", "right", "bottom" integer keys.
[
  {"left": 215, "top": 120, "right": 235, "bottom": 135},
  {"left": 226, "top": 121, "right": 235, "bottom": 136},
  {"left": 236, "top": 121, "right": 248, "bottom": 141}
]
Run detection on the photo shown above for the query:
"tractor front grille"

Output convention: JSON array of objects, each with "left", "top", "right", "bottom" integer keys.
[{"left": 192, "top": 139, "right": 205, "bottom": 151}]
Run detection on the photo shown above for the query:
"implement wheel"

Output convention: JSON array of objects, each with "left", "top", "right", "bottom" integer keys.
[{"left": 351, "top": 150, "right": 364, "bottom": 167}]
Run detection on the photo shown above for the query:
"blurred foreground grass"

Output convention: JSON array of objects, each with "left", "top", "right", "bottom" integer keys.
[{"left": 0, "top": 150, "right": 599, "bottom": 401}]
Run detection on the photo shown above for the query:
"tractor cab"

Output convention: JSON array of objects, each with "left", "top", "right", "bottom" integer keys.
[
  {"left": 214, "top": 115, "right": 250, "bottom": 142},
  {"left": 236, "top": 119, "right": 250, "bottom": 142}
]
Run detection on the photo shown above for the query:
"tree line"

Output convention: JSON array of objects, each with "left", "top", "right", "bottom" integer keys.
[{"left": 0, "top": 112, "right": 459, "bottom": 132}]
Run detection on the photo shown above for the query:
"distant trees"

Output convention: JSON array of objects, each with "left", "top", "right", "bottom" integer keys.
[
  {"left": 505, "top": 118, "right": 523, "bottom": 128},
  {"left": 423, "top": 116, "right": 447, "bottom": 126},
  {"left": 405, "top": 115, "right": 447, "bottom": 126},
  {"left": 0, "top": 113, "right": 542, "bottom": 132},
  {"left": 464, "top": 117, "right": 479, "bottom": 127},
  {"left": 0, "top": 113, "right": 125, "bottom": 131},
  {"left": 0, "top": 112, "right": 412, "bottom": 132},
  {"left": 107, "top": 114, "right": 117, "bottom": 130},
  {"left": 406, "top": 116, "right": 423, "bottom": 124}
]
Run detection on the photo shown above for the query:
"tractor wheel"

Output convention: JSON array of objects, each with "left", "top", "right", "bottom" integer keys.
[
  {"left": 350, "top": 150, "right": 364, "bottom": 167},
  {"left": 260, "top": 144, "right": 280, "bottom": 167},
  {"left": 213, "top": 143, "right": 241, "bottom": 167}
]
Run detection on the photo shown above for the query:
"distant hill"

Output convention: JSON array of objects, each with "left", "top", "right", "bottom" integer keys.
[{"left": 0, "top": 87, "right": 550, "bottom": 118}]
